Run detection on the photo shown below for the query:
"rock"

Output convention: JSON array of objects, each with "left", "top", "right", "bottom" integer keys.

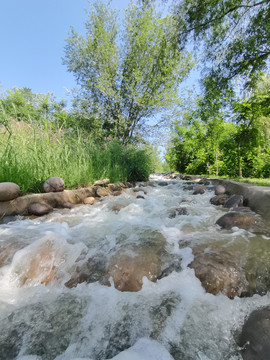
[
  {"left": 0, "top": 182, "right": 20, "bottom": 201},
  {"left": 158, "top": 181, "right": 169, "bottom": 186},
  {"left": 94, "top": 178, "right": 110, "bottom": 186},
  {"left": 183, "top": 186, "right": 194, "bottom": 191},
  {"left": 136, "top": 195, "right": 145, "bottom": 199},
  {"left": 84, "top": 196, "right": 96, "bottom": 205},
  {"left": 112, "top": 190, "right": 123, "bottom": 196},
  {"left": 108, "top": 183, "right": 122, "bottom": 192},
  {"left": 210, "top": 194, "right": 229, "bottom": 206},
  {"left": 193, "top": 185, "right": 206, "bottom": 195},
  {"left": 65, "top": 256, "right": 107, "bottom": 288},
  {"left": 223, "top": 194, "right": 243, "bottom": 209},
  {"left": 216, "top": 212, "right": 257, "bottom": 230},
  {"left": 132, "top": 188, "right": 147, "bottom": 195},
  {"left": 61, "top": 202, "right": 75, "bottom": 209},
  {"left": 0, "top": 242, "right": 25, "bottom": 268},
  {"left": 168, "top": 207, "right": 188, "bottom": 218},
  {"left": 189, "top": 251, "right": 249, "bottom": 298},
  {"left": 96, "top": 187, "right": 109, "bottom": 197},
  {"left": 28, "top": 202, "right": 53, "bottom": 216},
  {"left": 43, "top": 177, "right": 65, "bottom": 193},
  {"left": 111, "top": 204, "right": 126, "bottom": 213},
  {"left": 238, "top": 307, "right": 270, "bottom": 360},
  {"left": 108, "top": 251, "right": 162, "bottom": 292},
  {"left": 215, "top": 185, "right": 226, "bottom": 195}
]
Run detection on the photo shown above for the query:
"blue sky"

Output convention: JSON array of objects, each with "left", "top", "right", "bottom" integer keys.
[{"left": 0, "top": 0, "right": 129, "bottom": 100}]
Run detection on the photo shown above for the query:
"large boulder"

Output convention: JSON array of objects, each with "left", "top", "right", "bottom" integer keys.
[
  {"left": 216, "top": 212, "right": 257, "bottom": 230},
  {"left": 28, "top": 202, "right": 53, "bottom": 216},
  {"left": 238, "top": 307, "right": 270, "bottom": 360},
  {"left": 0, "top": 182, "right": 20, "bottom": 201},
  {"left": 189, "top": 251, "right": 249, "bottom": 298},
  {"left": 43, "top": 177, "right": 65, "bottom": 193},
  {"left": 223, "top": 194, "right": 243, "bottom": 209}
]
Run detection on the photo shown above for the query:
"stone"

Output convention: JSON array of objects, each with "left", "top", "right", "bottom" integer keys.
[
  {"left": 108, "top": 251, "right": 162, "bottom": 292},
  {"left": 108, "top": 183, "right": 122, "bottom": 192},
  {"left": 193, "top": 185, "right": 206, "bottom": 195},
  {"left": 0, "top": 182, "right": 20, "bottom": 202},
  {"left": 94, "top": 178, "right": 110, "bottom": 186},
  {"left": 111, "top": 204, "right": 126, "bottom": 213},
  {"left": 216, "top": 212, "right": 256, "bottom": 230},
  {"left": 189, "top": 251, "right": 249, "bottom": 298},
  {"left": 223, "top": 194, "right": 243, "bottom": 209},
  {"left": 136, "top": 195, "right": 145, "bottom": 199},
  {"left": 168, "top": 207, "right": 188, "bottom": 218},
  {"left": 238, "top": 307, "right": 270, "bottom": 360},
  {"left": 158, "top": 181, "right": 169, "bottom": 186},
  {"left": 96, "top": 187, "right": 109, "bottom": 197},
  {"left": 43, "top": 177, "right": 65, "bottom": 193},
  {"left": 28, "top": 202, "right": 53, "bottom": 216},
  {"left": 210, "top": 194, "right": 229, "bottom": 206},
  {"left": 112, "top": 190, "right": 123, "bottom": 196},
  {"left": 84, "top": 197, "right": 96, "bottom": 205},
  {"left": 215, "top": 185, "right": 226, "bottom": 195},
  {"left": 61, "top": 202, "right": 75, "bottom": 209}
]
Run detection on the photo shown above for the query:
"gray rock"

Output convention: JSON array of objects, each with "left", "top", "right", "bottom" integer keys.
[
  {"left": 28, "top": 202, "right": 53, "bottom": 216},
  {"left": 193, "top": 185, "right": 206, "bottom": 195},
  {"left": 215, "top": 185, "right": 226, "bottom": 195},
  {"left": 61, "top": 202, "right": 75, "bottom": 209},
  {"left": 168, "top": 207, "right": 188, "bottom": 218},
  {"left": 158, "top": 181, "right": 169, "bottom": 186},
  {"left": 216, "top": 212, "right": 257, "bottom": 230},
  {"left": 43, "top": 177, "right": 65, "bottom": 193},
  {"left": 238, "top": 307, "right": 270, "bottom": 360},
  {"left": 0, "top": 182, "right": 20, "bottom": 202},
  {"left": 223, "top": 194, "right": 243, "bottom": 209}
]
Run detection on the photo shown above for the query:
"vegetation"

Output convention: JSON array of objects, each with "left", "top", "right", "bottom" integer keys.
[{"left": 63, "top": 1, "right": 193, "bottom": 143}]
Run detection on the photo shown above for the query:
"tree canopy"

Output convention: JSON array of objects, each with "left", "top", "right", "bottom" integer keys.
[{"left": 63, "top": 0, "right": 193, "bottom": 143}]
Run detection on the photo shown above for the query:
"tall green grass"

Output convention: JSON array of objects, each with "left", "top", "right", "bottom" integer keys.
[{"left": 0, "top": 120, "right": 152, "bottom": 194}]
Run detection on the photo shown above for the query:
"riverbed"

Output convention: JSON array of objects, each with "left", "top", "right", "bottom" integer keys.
[{"left": 0, "top": 175, "right": 269, "bottom": 360}]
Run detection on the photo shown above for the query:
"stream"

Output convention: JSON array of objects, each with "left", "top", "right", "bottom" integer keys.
[{"left": 0, "top": 175, "right": 269, "bottom": 360}]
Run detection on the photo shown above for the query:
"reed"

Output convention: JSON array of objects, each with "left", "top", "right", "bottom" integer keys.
[{"left": 0, "top": 119, "right": 152, "bottom": 194}]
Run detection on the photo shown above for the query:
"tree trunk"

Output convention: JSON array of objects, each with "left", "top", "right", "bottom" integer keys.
[
  {"left": 215, "top": 151, "right": 219, "bottom": 176},
  {"left": 238, "top": 142, "right": 242, "bottom": 177}
]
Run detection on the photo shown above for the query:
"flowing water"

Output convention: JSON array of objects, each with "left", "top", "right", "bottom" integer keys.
[{"left": 0, "top": 175, "right": 269, "bottom": 360}]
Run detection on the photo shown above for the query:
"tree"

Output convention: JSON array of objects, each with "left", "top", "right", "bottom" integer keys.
[
  {"left": 63, "top": 0, "right": 193, "bottom": 143},
  {"left": 172, "top": 0, "right": 270, "bottom": 89}
]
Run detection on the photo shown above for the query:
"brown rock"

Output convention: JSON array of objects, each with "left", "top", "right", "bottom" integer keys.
[
  {"left": 43, "top": 177, "right": 65, "bottom": 193},
  {"left": 189, "top": 251, "right": 249, "bottom": 298},
  {"left": 0, "top": 182, "right": 20, "bottom": 202},
  {"left": 112, "top": 190, "right": 123, "bottom": 196},
  {"left": 28, "top": 202, "right": 53, "bottom": 216},
  {"left": 94, "top": 178, "right": 110, "bottom": 186},
  {"left": 61, "top": 202, "right": 75, "bottom": 209},
  {"left": 108, "top": 251, "right": 162, "bottom": 292},
  {"left": 96, "top": 187, "right": 109, "bottom": 197},
  {"left": 84, "top": 197, "right": 96, "bottom": 205},
  {"left": 210, "top": 194, "right": 229, "bottom": 206},
  {"left": 108, "top": 183, "right": 122, "bottom": 192},
  {"left": 216, "top": 212, "right": 256, "bottom": 230}
]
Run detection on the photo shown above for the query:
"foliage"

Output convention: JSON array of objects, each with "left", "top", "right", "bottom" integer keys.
[
  {"left": 173, "top": 0, "right": 270, "bottom": 89},
  {"left": 63, "top": 0, "right": 193, "bottom": 142}
]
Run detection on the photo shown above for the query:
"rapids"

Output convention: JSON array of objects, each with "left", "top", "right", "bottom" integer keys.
[{"left": 0, "top": 175, "right": 269, "bottom": 360}]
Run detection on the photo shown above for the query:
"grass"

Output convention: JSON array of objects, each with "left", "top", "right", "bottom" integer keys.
[
  {"left": 0, "top": 120, "right": 152, "bottom": 194},
  {"left": 189, "top": 173, "right": 270, "bottom": 187}
]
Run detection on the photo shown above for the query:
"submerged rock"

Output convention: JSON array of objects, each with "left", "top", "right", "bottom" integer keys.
[
  {"left": 189, "top": 251, "right": 249, "bottom": 298},
  {"left": 193, "top": 185, "right": 206, "bottom": 195},
  {"left": 28, "top": 202, "right": 53, "bottom": 216},
  {"left": 168, "top": 207, "right": 188, "bottom": 218},
  {"left": 0, "top": 182, "right": 20, "bottom": 201},
  {"left": 43, "top": 177, "right": 65, "bottom": 193},
  {"left": 238, "top": 307, "right": 270, "bottom": 360},
  {"left": 216, "top": 212, "right": 257, "bottom": 230}
]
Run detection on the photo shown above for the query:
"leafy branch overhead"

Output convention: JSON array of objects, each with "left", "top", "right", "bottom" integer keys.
[{"left": 63, "top": 0, "right": 193, "bottom": 143}]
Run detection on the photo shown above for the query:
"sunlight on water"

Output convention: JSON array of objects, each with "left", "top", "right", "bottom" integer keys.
[{"left": 0, "top": 175, "right": 269, "bottom": 359}]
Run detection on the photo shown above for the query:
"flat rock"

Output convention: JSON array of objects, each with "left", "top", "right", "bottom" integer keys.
[
  {"left": 28, "top": 202, "right": 53, "bottom": 216},
  {"left": 43, "top": 177, "right": 65, "bottom": 193},
  {"left": 0, "top": 182, "right": 20, "bottom": 202}
]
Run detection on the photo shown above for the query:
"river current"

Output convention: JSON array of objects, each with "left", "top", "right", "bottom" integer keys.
[{"left": 0, "top": 175, "right": 269, "bottom": 360}]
